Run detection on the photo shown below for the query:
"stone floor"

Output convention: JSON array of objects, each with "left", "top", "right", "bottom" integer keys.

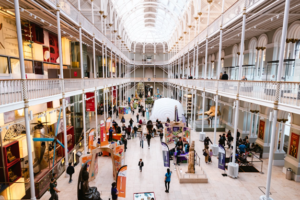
[{"left": 41, "top": 100, "right": 300, "bottom": 200}]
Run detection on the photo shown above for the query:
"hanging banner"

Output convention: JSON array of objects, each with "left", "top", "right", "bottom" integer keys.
[
  {"left": 161, "top": 142, "right": 170, "bottom": 167},
  {"left": 218, "top": 145, "right": 226, "bottom": 170},
  {"left": 116, "top": 165, "right": 127, "bottom": 198},
  {"left": 100, "top": 120, "right": 108, "bottom": 146},
  {"left": 86, "top": 92, "right": 95, "bottom": 111},
  {"left": 114, "top": 145, "right": 125, "bottom": 173}
]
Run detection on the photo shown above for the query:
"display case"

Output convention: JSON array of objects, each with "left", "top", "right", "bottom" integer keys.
[
  {"left": 263, "top": 59, "right": 295, "bottom": 81},
  {"left": 0, "top": 141, "right": 21, "bottom": 185}
]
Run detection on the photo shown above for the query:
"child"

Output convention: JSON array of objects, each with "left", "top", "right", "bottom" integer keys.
[
  {"left": 138, "top": 159, "right": 144, "bottom": 172},
  {"left": 209, "top": 149, "right": 213, "bottom": 163}
]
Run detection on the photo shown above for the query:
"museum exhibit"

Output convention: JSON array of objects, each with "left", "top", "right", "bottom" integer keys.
[{"left": 0, "top": 0, "right": 300, "bottom": 200}]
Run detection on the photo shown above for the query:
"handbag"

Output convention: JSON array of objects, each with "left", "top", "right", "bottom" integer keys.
[{"left": 203, "top": 150, "right": 208, "bottom": 156}]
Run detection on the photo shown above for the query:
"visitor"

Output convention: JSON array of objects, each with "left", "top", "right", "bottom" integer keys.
[
  {"left": 122, "top": 124, "right": 126, "bottom": 134},
  {"left": 241, "top": 75, "right": 247, "bottom": 81},
  {"left": 175, "top": 137, "right": 184, "bottom": 165},
  {"left": 209, "top": 149, "right": 213, "bottom": 163},
  {"left": 152, "top": 128, "right": 156, "bottom": 138},
  {"left": 239, "top": 142, "right": 246, "bottom": 154},
  {"left": 143, "top": 119, "right": 146, "bottom": 125},
  {"left": 159, "top": 131, "right": 163, "bottom": 142},
  {"left": 227, "top": 131, "right": 233, "bottom": 149},
  {"left": 49, "top": 178, "right": 60, "bottom": 200},
  {"left": 142, "top": 109, "right": 145, "bottom": 117},
  {"left": 204, "top": 136, "right": 212, "bottom": 149},
  {"left": 121, "top": 116, "right": 125, "bottom": 123},
  {"left": 156, "top": 119, "right": 159, "bottom": 124},
  {"left": 138, "top": 158, "right": 144, "bottom": 172},
  {"left": 166, "top": 117, "right": 170, "bottom": 123},
  {"left": 203, "top": 146, "right": 209, "bottom": 164},
  {"left": 129, "top": 118, "right": 134, "bottom": 127},
  {"left": 115, "top": 108, "right": 119, "bottom": 118},
  {"left": 164, "top": 168, "right": 172, "bottom": 193},
  {"left": 136, "top": 113, "right": 139, "bottom": 122},
  {"left": 127, "top": 125, "right": 131, "bottom": 139},
  {"left": 116, "top": 125, "right": 121, "bottom": 134},
  {"left": 111, "top": 182, "right": 118, "bottom": 200},
  {"left": 146, "top": 133, "right": 152, "bottom": 149},
  {"left": 122, "top": 136, "right": 127, "bottom": 152},
  {"left": 219, "top": 133, "right": 226, "bottom": 147},
  {"left": 139, "top": 132, "right": 145, "bottom": 148},
  {"left": 221, "top": 71, "right": 228, "bottom": 80},
  {"left": 184, "top": 142, "right": 190, "bottom": 153},
  {"left": 219, "top": 72, "right": 223, "bottom": 80},
  {"left": 132, "top": 107, "right": 135, "bottom": 115},
  {"left": 66, "top": 163, "right": 75, "bottom": 183},
  {"left": 139, "top": 119, "right": 143, "bottom": 125},
  {"left": 109, "top": 127, "right": 113, "bottom": 142},
  {"left": 237, "top": 129, "right": 241, "bottom": 141},
  {"left": 133, "top": 125, "right": 138, "bottom": 138}
]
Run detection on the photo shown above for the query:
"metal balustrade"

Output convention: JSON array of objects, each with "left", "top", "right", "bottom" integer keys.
[
  {"left": 279, "top": 82, "right": 300, "bottom": 107},
  {"left": 0, "top": 80, "right": 23, "bottom": 106},
  {"left": 27, "top": 79, "right": 62, "bottom": 100}
]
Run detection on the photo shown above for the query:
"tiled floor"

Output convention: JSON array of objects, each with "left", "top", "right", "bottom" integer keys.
[{"left": 41, "top": 100, "right": 300, "bottom": 200}]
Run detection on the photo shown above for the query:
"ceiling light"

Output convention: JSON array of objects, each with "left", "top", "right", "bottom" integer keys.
[
  {"left": 34, "top": 15, "right": 37, "bottom": 19},
  {"left": 20, "top": 8, "right": 24, "bottom": 12}
]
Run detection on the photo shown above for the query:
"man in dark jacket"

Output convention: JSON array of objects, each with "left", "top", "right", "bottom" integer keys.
[
  {"left": 204, "top": 137, "right": 213, "bottom": 149},
  {"left": 221, "top": 71, "right": 229, "bottom": 80},
  {"left": 66, "top": 163, "right": 75, "bottom": 183}
]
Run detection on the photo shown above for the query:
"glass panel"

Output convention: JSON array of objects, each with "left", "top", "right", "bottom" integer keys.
[{"left": 0, "top": 56, "right": 9, "bottom": 74}]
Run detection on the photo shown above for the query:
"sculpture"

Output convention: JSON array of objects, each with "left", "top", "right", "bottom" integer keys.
[
  {"left": 204, "top": 106, "right": 221, "bottom": 118},
  {"left": 7, "top": 147, "right": 16, "bottom": 163},
  {"left": 78, "top": 161, "right": 102, "bottom": 200},
  {"left": 186, "top": 141, "right": 195, "bottom": 174},
  {"left": 8, "top": 169, "right": 17, "bottom": 182}
]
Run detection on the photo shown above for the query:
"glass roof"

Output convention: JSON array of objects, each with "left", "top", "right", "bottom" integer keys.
[{"left": 112, "top": 0, "right": 191, "bottom": 43}]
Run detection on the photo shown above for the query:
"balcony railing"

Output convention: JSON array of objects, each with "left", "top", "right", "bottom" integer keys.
[{"left": 0, "top": 78, "right": 131, "bottom": 107}]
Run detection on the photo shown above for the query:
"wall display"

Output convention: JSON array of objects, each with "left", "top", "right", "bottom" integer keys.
[
  {"left": 43, "top": 47, "right": 50, "bottom": 62},
  {"left": 133, "top": 192, "right": 155, "bottom": 200},
  {"left": 3, "top": 111, "right": 15, "bottom": 124},
  {"left": 258, "top": 120, "right": 265, "bottom": 140},
  {"left": 100, "top": 120, "right": 108, "bottom": 146},
  {"left": 164, "top": 122, "right": 190, "bottom": 144},
  {"left": 4, "top": 124, "right": 25, "bottom": 142},
  {"left": 289, "top": 133, "right": 299, "bottom": 159},
  {"left": 88, "top": 128, "right": 95, "bottom": 152},
  {"left": 0, "top": 14, "right": 19, "bottom": 58}
]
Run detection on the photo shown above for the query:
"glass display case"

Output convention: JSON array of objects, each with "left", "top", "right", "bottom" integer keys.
[{"left": 263, "top": 59, "right": 295, "bottom": 81}]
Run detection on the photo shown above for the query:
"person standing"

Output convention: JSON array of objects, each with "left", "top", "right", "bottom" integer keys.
[
  {"left": 204, "top": 136, "right": 212, "bottom": 149},
  {"left": 175, "top": 137, "right": 184, "bottom": 165},
  {"left": 66, "top": 163, "right": 75, "bottom": 183},
  {"left": 142, "top": 109, "right": 145, "bottom": 117},
  {"left": 159, "top": 131, "right": 163, "bottom": 142},
  {"left": 111, "top": 182, "right": 118, "bottom": 200},
  {"left": 127, "top": 125, "right": 131, "bottom": 139},
  {"left": 237, "top": 129, "right": 241, "bottom": 141},
  {"left": 139, "top": 132, "right": 145, "bottom": 148},
  {"left": 115, "top": 108, "right": 119, "bottom": 118},
  {"left": 109, "top": 127, "right": 113, "bottom": 143},
  {"left": 136, "top": 113, "right": 139, "bottom": 122},
  {"left": 146, "top": 133, "right": 152, "bottom": 149},
  {"left": 129, "top": 118, "right": 134, "bottom": 127},
  {"left": 164, "top": 168, "right": 172, "bottom": 193},
  {"left": 203, "top": 146, "right": 209, "bottom": 164},
  {"left": 133, "top": 125, "right": 138, "bottom": 138},
  {"left": 121, "top": 116, "right": 125, "bottom": 124},
  {"left": 221, "top": 71, "right": 228, "bottom": 80},
  {"left": 138, "top": 158, "right": 144, "bottom": 172},
  {"left": 49, "top": 178, "right": 60, "bottom": 200}
]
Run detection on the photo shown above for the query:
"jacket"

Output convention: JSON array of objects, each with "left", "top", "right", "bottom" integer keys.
[
  {"left": 66, "top": 166, "right": 74, "bottom": 175},
  {"left": 138, "top": 161, "right": 144, "bottom": 167}
]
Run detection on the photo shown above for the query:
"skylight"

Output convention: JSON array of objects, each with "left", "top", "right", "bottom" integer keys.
[{"left": 111, "top": 0, "right": 191, "bottom": 43}]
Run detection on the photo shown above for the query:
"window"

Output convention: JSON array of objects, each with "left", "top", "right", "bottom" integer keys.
[
  {"left": 0, "top": 56, "right": 9, "bottom": 74},
  {"left": 33, "top": 61, "right": 44, "bottom": 75},
  {"left": 10, "top": 58, "right": 33, "bottom": 74}
]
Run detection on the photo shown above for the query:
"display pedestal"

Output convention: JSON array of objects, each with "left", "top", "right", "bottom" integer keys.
[
  {"left": 228, "top": 162, "right": 239, "bottom": 178},
  {"left": 211, "top": 144, "right": 218, "bottom": 156},
  {"left": 259, "top": 195, "right": 273, "bottom": 200},
  {"left": 199, "top": 132, "right": 206, "bottom": 141}
]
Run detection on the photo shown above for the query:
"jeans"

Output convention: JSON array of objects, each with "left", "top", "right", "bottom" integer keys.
[
  {"left": 134, "top": 131, "right": 137, "bottom": 138},
  {"left": 160, "top": 136, "right": 163, "bottom": 142},
  {"left": 151, "top": 132, "right": 154, "bottom": 137},
  {"left": 69, "top": 174, "right": 72, "bottom": 183},
  {"left": 140, "top": 140, "right": 143, "bottom": 148},
  {"left": 139, "top": 166, "right": 142, "bottom": 171},
  {"left": 165, "top": 181, "right": 170, "bottom": 191}
]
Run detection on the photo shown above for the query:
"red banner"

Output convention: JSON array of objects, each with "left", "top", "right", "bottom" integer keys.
[
  {"left": 116, "top": 165, "right": 127, "bottom": 198},
  {"left": 100, "top": 120, "right": 108, "bottom": 146},
  {"left": 289, "top": 133, "right": 299, "bottom": 159},
  {"left": 86, "top": 92, "right": 95, "bottom": 111}
]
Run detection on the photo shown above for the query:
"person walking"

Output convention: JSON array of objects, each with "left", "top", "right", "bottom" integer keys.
[
  {"left": 221, "top": 71, "right": 229, "bottom": 80},
  {"left": 138, "top": 158, "right": 144, "bottom": 172},
  {"left": 237, "top": 129, "right": 241, "bottom": 141},
  {"left": 146, "top": 133, "right": 152, "bottom": 149},
  {"left": 139, "top": 132, "right": 145, "bottom": 148},
  {"left": 126, "top": 125, "right": 131, "bottom": 139},
  {"left": 136, "top": 113, "right": 139, "bottom": 122},
  {"left": 111, "top": 182, "right": 118, "bottom": 200},
  {"left": 204, "top": 136, "right": 212, "bottom": 149},
  {"left": 159, "top": 131, "right": 163, "bottom": 142},
  {"left": 203, "top": 146, "right": 209, "bottom": 164},
  {"left": 115, "top": 108, "right": 119, "bottom": 118},
  {"left": 66, "top": 163, "right": 75, "bottom": 183},
  {"left": 49, "top": 178, "right": 60, "bottom": 200},
  {"left": 129, "top": 118, "right": 134, "bottom": 127},
  {"left": 121, "top": 116, "right": 125, "bottom": 124},
  {"left": 164, "top": 168, "right": 172, "bottom": 193},
  {"left": 142, "top": 109, "right": 145, "bottom": 117},
  {"left": 133, "top": 125, "right": 138, "bottom": 138},
  {"left": 109, "top": 127, "right": 113, "bottom": 143},
  {"left": 122, "top": 136, "right": 127, "bottom": 152}
]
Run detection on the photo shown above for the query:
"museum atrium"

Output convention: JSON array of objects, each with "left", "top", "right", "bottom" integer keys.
[{"left": 0, "top": 0, "right": 300, "bottom": 199}]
